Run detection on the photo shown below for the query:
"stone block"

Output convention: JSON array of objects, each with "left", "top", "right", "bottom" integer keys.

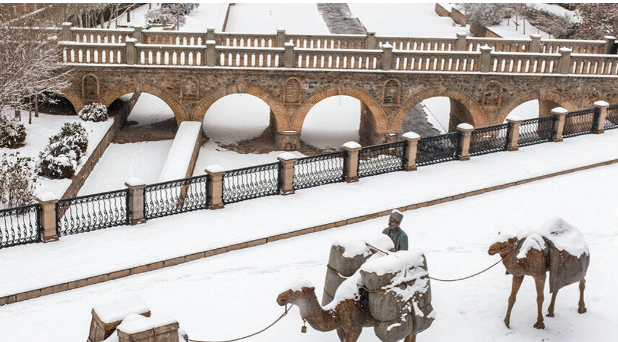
[
  {"left": 314, "top": 223, "right": 335, "bottom": 232},
  {"left": 16, "top": 289, "right": 41, "bottom": 302},
  {"left": 163, "top": 257, "right": 186, "bottom": 268},
  {"left": 184, "top": 252, "right": 205, "bottom": 262},
  {"left": 108, "top": 269, "right": 131, "bottom": 281},
  {"left": 247, "top": 238, "right": 267, "bottom": 248},
  {"left": 131, "top": 265, "right": 150, "bottom": 275},
  {"left": 226, "top": 242, "right": 248, "bottom": 252},
  {"left": 334, "top": 220, "right": 347, "bottom": 227},
  {"left": 147, "top": 262, "right": 164, "bottom": 272}
]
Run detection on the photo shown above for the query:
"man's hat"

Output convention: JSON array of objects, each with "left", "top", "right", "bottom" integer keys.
[{"left": 390, "top": 209, "right": 404, "bottom": 223}]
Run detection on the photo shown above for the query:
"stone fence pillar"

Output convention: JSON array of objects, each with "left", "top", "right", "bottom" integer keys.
[
  {"left": 530, "top": 34, "right": 542, "bottom": 53},
  {"left": 133, "top": 26, "right": 143, "bottom": 44},
  {"left": 455, "top": 32, "right": 467, "bottom": 51},
  {"left": 506, "top": 116, "right": 523, "bottom": 151},
  {"left": 36, "top": 193, "right": 59, "bottom": 242},
  {"left": 604, "top": 36, "right": 616, "bottom": 54},
  {"left": 277, "top": 152, "right": 296, "bottom": 195},
  {"left": 456, "top": 123, "right": 474, "bottom": 161},
  {"left": 126, "top": 38, "right": 137, "bottom": 65},
  {"left": 206, "top": 165, "right": 225, "bottom": 209},
  {"left": 206, "top": 40, "right": 216, "bottom": 67},
  {"left": 206, "top": 28, "right": 216, "bottom": 41},
  {"left": 479, "top": 46, "right": 492, "bottom": 72},
  {"left": 594, "top": 100, "right": 610, "bottom": 134},
  {"left": 366, "top": 32, "right": 377, "bottom": 49},
  {"left": 61, "top": 22, "right": 72, "bottom": 41},
  {"left": 381, "top": 43, "right": 393, "bottom": 71},
  {"left": 343, "top": 142, "right": 361, "bottom": 183},
  {"left": 559, "top": 48, "right": 572, "bottom": 74},
  {"left": 276, "top": 29, "right": 286, "bottom": 47},
  {"left": 125, "top": 178, "right": 146, "bottom": 225},
  {"left": 402, "top": 132, "right": 421, "bottom": 171},
  {"left": 284, "top": 42, "right": 295, "bottom": 68},
  {"left": 551, "top": 107, "right": 569, "bottom": 142}
]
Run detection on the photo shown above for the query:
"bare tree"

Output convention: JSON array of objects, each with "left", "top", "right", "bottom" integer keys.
[{"left": 576, "top": 4, "right": 618, "bottom": 39}]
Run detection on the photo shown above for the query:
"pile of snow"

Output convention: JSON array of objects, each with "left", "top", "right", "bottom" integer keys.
[{"left": 158, "top": 122, "right": 201, "bottom": 182}]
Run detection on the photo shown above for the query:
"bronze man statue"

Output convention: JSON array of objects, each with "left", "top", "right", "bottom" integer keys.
[{"left": 382, "top": 210, "right": 408, "bottom": 251}]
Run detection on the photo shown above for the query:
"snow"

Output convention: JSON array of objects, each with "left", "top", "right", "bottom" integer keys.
[
  {"left": 594, "top": 101, "right": 610, "bottom": 107},
  {"left": 116, "top": 313, "right": 177, "bottom": 334},
  {"left": 343, "top": 141, "right": 361, "bottom": 149},
  {"left": 301, "top": 96, "right": 360, "bottom": 149},
  {"left": 106, "top": 3, "right": 227, "bottom": 32},
  {"left": 402, "top": 132, "right": 420, "bottom": 140},
  {"left": 202, "top": 94, "right": 270, "bottom": 145},
  {"left": 125, "top": 93, "right": 175, "bottom": 127},
  {"left": 157, "top": 122, "right": 201, "bottom": 183},
  {"left": 283, "top": 278, "right": 314, "bottom": 293},
  {"left": 277, "top": 152, "right": 296, "bottom": 161},
  {"left": 533, "top": 217, "right": 589, "bottom": 257},
  {"left": 553, "top": 107, "right": 569, "bottom": 114},
  {"left": 332, "top": 235, "right": 394, "bottom": 258},
  {"left": 125, "top": 177, "right": 145, "bottom": 187},
  {"left": 225, "top": 4, "right": 330, "bottom": 34},
  {"left": 457, "top": 123, "right": 474, "bottom": 130},
  {"left": 361, "top": 250, "right": 426, "bottom": 277},
  {"left": 506, "top": 114, "right": 523, "bottom": 121},
  {"left": 35, "top": 192, "right": 58, "bottom": 202},
  {"left": 205, "top": 165, "right": 224, "bottom": 174},
  {"left": 93, "top": 295, "right": 149, "bottom": 324}
]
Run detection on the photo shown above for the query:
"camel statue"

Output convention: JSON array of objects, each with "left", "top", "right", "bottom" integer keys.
[
  {"left": 277, "top": 283, "right": 417, "bottom": 342},
  {"left": 488, "top": 218, "right": 590, "bottom": 329}
]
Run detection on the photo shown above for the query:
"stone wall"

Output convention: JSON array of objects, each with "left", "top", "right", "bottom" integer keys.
[{"left": 434, "top": 3, "right": 451, "bottom": 17}]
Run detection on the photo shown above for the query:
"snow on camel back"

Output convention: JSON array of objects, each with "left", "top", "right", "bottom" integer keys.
[
  {"left": 508, "top": 217, "right": 590, "bottom": 293},
  {"left": 322, "top": 235, "right": 394, "bottom": 306},
  {"left": 360, "top": 250, "right": 435, "bottom": 342},
  {"left": 157, "top": 121, "right": 202, "bottom": 183}
]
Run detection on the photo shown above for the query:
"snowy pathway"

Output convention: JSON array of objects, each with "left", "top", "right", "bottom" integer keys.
[{"left": 1, "top": 130, "right": 618, "bottom": 299}]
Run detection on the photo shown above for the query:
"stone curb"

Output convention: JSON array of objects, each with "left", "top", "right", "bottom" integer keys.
[{"left": 2, "top": 157, "right": 617, "bottom": 307}]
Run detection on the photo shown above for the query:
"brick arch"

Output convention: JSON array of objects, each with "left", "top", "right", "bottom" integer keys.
[
  {"left": 191, "top": 84, "right": 289, "bottom": 131},
  {"left": 497, "top": 90, "right": 578, "bottom": 123},
  {"left": 99, "top": 83, "right": 189, "bottom": 123},
  {"left": 392, "top": 88, "right": 486, "bottom": 132},
  {"left": 55, "top": 88, "right": 85, "bottom": 114},
  {"left": 291, "top": 85, "right": 388, "bottom": 132}
]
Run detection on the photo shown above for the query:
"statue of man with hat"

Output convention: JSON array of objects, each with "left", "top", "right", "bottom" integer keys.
[{"left": 382, "top": 209, "right": 408, "bottom": 251}]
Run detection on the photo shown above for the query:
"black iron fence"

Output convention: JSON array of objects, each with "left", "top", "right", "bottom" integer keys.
[
  {"left": 293, "top": 152, "right": 346, "bottom": 190},
  {"left": 222, "top": 162, "right": 281, "bottom": 204},
  {"left": 416, "top": 132, "right": 461, "bottom": 166},
  {"left": 56, "top": 189, "right": 129, "bottom": 236},
  {"left": 469, "top": 124, "right": 509, "bottom": 156},
  {"left": 144, "top": 175, "right": 210, "bottom": 219},
  {"left": 605, "top": 104, "right": 618, "bottom": 130},
  {"left": 0, "top": 204, "right": 40, "bottom": 248},
  {"left": 518, "top": 116, "right": 556, "bottom": 147},
  {"left": 358, "top": 141, "right": 407, "bottom": 178},
  {"left": 563, "top": 108, "right": 597, "bottom": 138}
]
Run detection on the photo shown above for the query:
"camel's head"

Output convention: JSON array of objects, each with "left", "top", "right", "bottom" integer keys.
[
  {"left": 488, "top": 237, "right": 518, "bottom": 256},
  {"left": 277, "top": 279, "right": 315, "bottom": 306}
]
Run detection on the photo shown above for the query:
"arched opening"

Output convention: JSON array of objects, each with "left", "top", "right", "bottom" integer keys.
[
  {"left": 35, "top": 92, "right": 77, "bottom": 115},
  {"left": 301, "top": 96, "right": 361, "bottom": 151},
  {"left": 506, "top": 100, "right": 540, "bottom": 120},
  {"left": 111, "top": 92, "right": 178, "bottom": 143},
  {"left": 399, "top": 97, "right": 450, "bottom": 138}
]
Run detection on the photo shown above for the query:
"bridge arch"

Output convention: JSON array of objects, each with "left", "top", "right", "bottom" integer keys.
[
  {"left": 99, "top": 83, "right": 189, "bottom": 123},
  {"left": 393, "top": 88, "right": 486, "bottom": 133},
  {"left": 292, "top": 86, "right": 388, "bottom": 145},
  {"left": 191, "top": 84, "right": 289, "bottom": 131},
  {"left": 498, "top": 91, "right": 578, "bottom": 123},
  {"left": 52, "top": 88, "right": 84, "bottom": 115}
]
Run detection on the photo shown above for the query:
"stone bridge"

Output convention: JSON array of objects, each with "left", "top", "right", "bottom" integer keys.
[{"left": 54, "top": 24, "right": 618, "bottom": 149}]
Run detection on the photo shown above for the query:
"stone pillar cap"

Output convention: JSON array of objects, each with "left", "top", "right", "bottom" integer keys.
[
  {"left": 594, "top": 100, "right": 610, "bottom": 107},
  {"left": 206, "top": 40, "right": 216, "bottom": 45},
  {"left": 126, "top": 38, "right": 137, "bottom": 43},
  {"left": 36, "top": 192, "right": 59, "bottom": 202},
  {"left": 382, "top": 43, "right": 393, "bottom": 49},
  {"left": 205, "top": 164, "right": 225, "bottom": 173},
  {"left": 367, "top": 31, "right": 376, "bottom": 35},
  {"left": 480, "top": 45, "right": 492, "bottom": 51},
  {"left": 117, "top": 313, "right": 178, "bottom": 335},
  {"left": 402, "top": 132, "right": 421, "bottom": 140},
  {"left": 456, "top": 32, "right": 467, "bottom": 37},
  {"left": 207, "top": 27, "right": 215, "bottom": 31},
  {"left": 551, "top": 107, "right": 569, "bottom": 114},
  {"left": 62, "top": 22, "right": 72, "bottom": 26},
  {"left": 559, "top": 47, "right": 572, "bottom": 54},
  {"left": 604, "top": 35, "right": 616, "bottom": 40},
  {"left": 277, "top": 28, "right": 286, "bottom": 32},
  {"left": 277, "top": 152, "right": 297, "bottom": 161},
  {"left": 457, "top": 123, "right": 474, "bottom": 131},
  {"left": 343, "top": 141, "right": 361, "bottom": 149},
  {"left": 125, "top": 177, "right": 146, "bottom": 187},
  {"left": 284, "top": 42, "right": 294, "bottom": 47},
  {"left": 529, "top": 34, "right": 542, "bottom": 39},
  {"left": 506, "top": 114, "right": 523, "bottom": 122}
]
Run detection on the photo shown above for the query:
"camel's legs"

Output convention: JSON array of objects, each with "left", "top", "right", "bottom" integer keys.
[
  {"left": 404, "top": 333, "right": 417, "bottom": 342},
  {"left": 578, "top": 279, "right": 587, "bottom": 314},
  {"left": 547, "top": 290, "right": 559, "bottom": 317},
  {"left": 505, "top": 275, "right": 524, "bottom": 329},
  {"left": 533, "top": 275, "right": 546, "bottom": 329}
]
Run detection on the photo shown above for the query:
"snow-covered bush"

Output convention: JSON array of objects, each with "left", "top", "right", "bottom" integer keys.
[
  {"left": 459, "top": 3, "right": 512, "bottom": 26},
  {"left": 36, "top": 122, "right": 88, "bottom": 179},
  {"left": 78, "top": 103, "right": 108, "bottom": 122},
  {"left": 145, "top": 7, "right": 186, "bottom": 27},
  {"left": 0, "top": 152, "right": 38, "bottom": 209},
  {"left": 0, "top": 114, "right": 27, "bottom": 148}
]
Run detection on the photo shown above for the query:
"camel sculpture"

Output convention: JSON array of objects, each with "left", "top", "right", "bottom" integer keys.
[
  {"left": 488, "top": 218, "right": 590, "bottom": 329},
  {"left": 277, "top": 282, "right": 417, "bottom": 342}
]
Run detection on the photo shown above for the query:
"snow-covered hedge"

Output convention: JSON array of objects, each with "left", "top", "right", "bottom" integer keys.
[
  {"left": 78, "top": 103, "right": 108, "bottom": 122},
  {"left": 36, "top": 122, "right": 89, "bottom": 179},
  {"left": 0, "top": 114, "right": 27, "bottom": 148},
  {"left": 0, "top": 152, "right": 38, "bottom": 208}
]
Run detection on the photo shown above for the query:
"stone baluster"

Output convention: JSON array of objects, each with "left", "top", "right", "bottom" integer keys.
[
  {"left": 206, "top": 40, "right": 216, "bottom": 67},
  {"left": 479, "top": 45, "right": 492, "bottom": 72},
  {"left": 276, "top": 29, "right": 286, "bottom": 47},
  {"left": 456, "top": 32, "right": 467, "bottom": 51},
  {"left": 125, "top": 178, "right": 146, "bottom": 225},
  {"left": 594, "top": 101, "right": 610, "bottom": 134},
  {"left": 551, "top": 107, "right": 569, "bottom": 142},
  {"left": 530, "top": 34, "right": 542, "bottom": 53},
  {"left": 343, "top": 142, "right": 362, "bottom": 183},
  {"left": 559, "top": 48, "right": 572, "bottom": 74},
  {"left": 402, "top": 132, "right": 421, "bottom": 171},
  {"left": 456, "top": 123, "right": 474, "bottom": 161},
  {"left": 61, "top": 22, "right": 72, "bottom": 41},
  {"left": 277, "top": 152, "right": 296, "bottom": 195},
  {"left": 36, "top": 193, "right": 59, "bottom": 242},
  {"left": 381, "top": 43, "right": 393, "bottom": 71},
  {"left": 366, "top": 32, "right": 377, "bottom": 49},
  {"left": 506, "top": 116, "right": 523, "bottom": 151},
  {"left": 604, "top": 36, "right": 616, "bottom": 54},
  {"left": 284, "top": 42, "right": 295, "bottom": 68},
  {"left": 206, "top": 165, "right": 225, "bottom": 209},
  {"left": 126, "top": 38, "right": 136, "bottom": 65}
]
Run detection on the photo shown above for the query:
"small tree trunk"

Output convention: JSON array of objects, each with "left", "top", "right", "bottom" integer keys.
[
  {"left": 29, "top": 99, "right": 32, "bottom": 125},
  {"left": 35, "top": 94, "right": 39, "bottom": 118}
]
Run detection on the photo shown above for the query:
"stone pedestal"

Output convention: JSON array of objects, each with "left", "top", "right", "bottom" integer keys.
[
  {"left": 88, "top": 296, "right": 151, "bottom": 342},
  {"left": 36, "top": 193, "right": 59, "bottom": 242},
  {"left": 551, "top": 107, "right": 569, "bottom": 142},
  {"left": 125, "top": 178, "right": 146, "bottom": 225},
  {"left": 277, "top": 153, "right": 296, "bottom": 195},
  {"left": 117, "top": 317, "right": 179, "bottom": 342},
  {"left": 594, "top": 100, "right": 610, "bottom": 134},
  {"left": 456, "top": 123, "right": 474, "bottom": 161},
  {"left": 506, "top": 116, "right": 523, "bottom": 151},
  {"left": 275, "top": 131, "right": 300, "bottom": 151},
  {"left": 381, "top": 44, "right": 393, "bottom": 71},
  {"left": 343, "top": 142, "right": 362, "bottom": 183},
  {"left": 206, "top": 166, "right": 225, "bottom": 209},
  {"left": 402, "top": 132, "right": 421, "bottom": 171}
]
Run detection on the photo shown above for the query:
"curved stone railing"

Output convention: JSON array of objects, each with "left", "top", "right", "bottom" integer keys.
[{"left": 390, "top": 50, "right": 480, "bottom": 72}]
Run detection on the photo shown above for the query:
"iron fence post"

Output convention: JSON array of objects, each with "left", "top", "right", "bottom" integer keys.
[
  {"left": 35, "top": 193, "right": 59, "bottom": 242},
  {"left": 125, "top": 178, "right": 147, "bottom": 225}
]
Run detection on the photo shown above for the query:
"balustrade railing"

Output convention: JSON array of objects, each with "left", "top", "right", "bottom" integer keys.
[
  {"left": 143, "top": 31, "right": 205, "bottom": 46},
  {"left": 541, "top": 39, "right": 605, "bottom": 54},
  {"left": 570, "top": 55, "right": 618, "bottom": 75},
  {"left": 378, "top": 37, "right": 456, "bottom": 52},
  {"left": 137, "top": 44, "right": 204, "bottom": 66},
  {"left": 518, "top": 116, "right": 556, "bottom": 147},
  {"left": 467, "top": 38, "right": 530, "bottom": 53},
  {"left": 296, "top": 48, "right": 381, "bottom": 70},
  {"left": 469, "top": 124, "right": 509, "bottom": 156},
  {"left": 392, "top": 50, "right": 479, "bottom": 71},
  {"left": 144, "top": 175, "right": 210, "bottom": 219},
  {"left": 293, "top": 152, "right": 346, "bottom": 190},
  {"left": 60, "top": 42, "right": 125, "bottom": 64},
  {"left": 416, "top": 132, "right": 461, "bottom": 166},
  {"left": 0, "top": 204, "right": 40, "bottom": 249},
  {"left": 358, "top": 141, "right": 407, "bottom": 178},
  {"left": 218, "top": 47, "right": 284, "bottom": 67},
  {"left": 56, "top": 189, "right": 128, "bottom": 236},
  {"left": 222, "top": 163, "right": 281, "bottom": 204},
  {"left": 489, "top": 52, "right": 560, "bottom": 74},
  {"left": 289, "top": 34, "right": 366, "bottom": 50},
  {"left": 216, "top": 32, "right": 276, "bottom": 48},
  {"left": 563, "top": 108, "right": 597, "bottom": 138},
  {"left": 72, "top": 28, "right": 133, "bottom": 44},
  {"left": 606, "top": 104, "right": 618, "bottom": 130}
]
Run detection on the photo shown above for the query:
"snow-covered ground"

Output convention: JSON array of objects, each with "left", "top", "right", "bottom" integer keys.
[
  {"left": 1, "top": 136, "right": 617, "bottom": 342},
  {"left": 125, "top": 93, "right": 175, "bottom": 126},
  {"left": 301, "top": 96, "right": 360, "bottom": 149},
  {"left": 106, "top": 3, "right": 228, "bottom": 31},
  {"left": 225, "top": 3, "right": 330, "bottom": 34},
  {"left": 0, "top": 112, "right": 113, "bottom": 198}
]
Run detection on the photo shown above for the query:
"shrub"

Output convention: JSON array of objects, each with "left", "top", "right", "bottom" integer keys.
[
  {"left": 145, "top": 7, "right": 186, "bottom": 27},
  {"left": 0, "top": 114, "right": 27, "bottom": 148},
  {"left": 0, "top": 152, "right": 38, "bottom": 208},
  {"left": 56, "top": 122, "right": 88, "bottom": 157},
  {"left": 36, "top": 122, "right": 88, "bottom": 179},
  {"left": 78, "top": 103, "right": 108, "bottom": 122}
]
